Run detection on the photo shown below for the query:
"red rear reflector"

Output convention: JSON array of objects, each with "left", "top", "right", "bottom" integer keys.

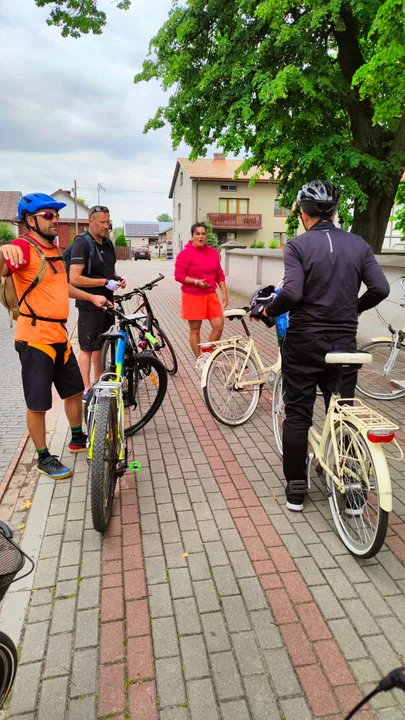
[{"left": 367, "top": 430, "right": 395, "bottom": 444}]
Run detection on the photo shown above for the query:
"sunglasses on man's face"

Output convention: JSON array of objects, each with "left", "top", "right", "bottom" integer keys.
[
  {"left": 34, "top": 211, "right": 60, "bottom": 221},
  {"left": 89, "top": 205, "right": 109, "bottom": 217}
]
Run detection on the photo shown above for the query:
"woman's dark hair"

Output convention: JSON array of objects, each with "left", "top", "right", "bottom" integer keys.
[{"left": 191, "top": 222, "right": 207, "bottom": 235}]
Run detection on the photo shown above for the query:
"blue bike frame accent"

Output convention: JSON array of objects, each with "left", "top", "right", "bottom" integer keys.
[{"left": 115, "top": 329, "right": 127, "bottom": 379}]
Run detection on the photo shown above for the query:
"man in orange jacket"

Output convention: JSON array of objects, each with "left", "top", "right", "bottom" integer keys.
[{"left": 0, "top": 193, "right": 109, "bottom": 480}]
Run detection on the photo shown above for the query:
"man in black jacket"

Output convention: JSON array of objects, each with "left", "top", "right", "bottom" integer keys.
[{"left": 264, "top": 180, "right": 389, "bottom": 512}]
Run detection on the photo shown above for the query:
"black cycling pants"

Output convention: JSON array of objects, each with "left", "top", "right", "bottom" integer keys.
[{"left": 281, "top": 331, "right": 358, "bottom": 489}]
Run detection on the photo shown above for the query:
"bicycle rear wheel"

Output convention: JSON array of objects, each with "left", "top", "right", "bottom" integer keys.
[
  {"left": 203, "top": 347, "right": 261, "bottom": 426},
  {"left": 356, "top": 340, "right": 405, "bottom": 400},
  {"left": 90, "top": 396, "right": 118, "bottom": 533},
  {"left": 272, "top": 370, "right": 284, "bottom": 456},
  {"left": 324, "top": 421, "right": 388, "bottom": 558},
  {"left": 125, "top": 353, "right": 168, "bottom": 436},
  {"left": 0, "top": 631, "right": 18, "bottom": 710},
  {"left": 150, "top": 320, "right": 178, "bottom": 375}
]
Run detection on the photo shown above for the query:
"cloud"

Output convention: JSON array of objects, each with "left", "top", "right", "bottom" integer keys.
[{"left": 0, "top": 0, "right": 185, "bottom": 223}]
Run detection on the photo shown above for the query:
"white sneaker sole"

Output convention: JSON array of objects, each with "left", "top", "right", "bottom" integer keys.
[{"left": 286, "top": 501, "right": 304, "bottom": 512}]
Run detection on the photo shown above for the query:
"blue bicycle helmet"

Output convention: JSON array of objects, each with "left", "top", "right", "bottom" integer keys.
[{"left": 18, "top": 193, "right": 66, "bottom": 220}]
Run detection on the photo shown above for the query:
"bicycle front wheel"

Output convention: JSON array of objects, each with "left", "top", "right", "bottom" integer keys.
[
  {"left": 324, "top": 421, "right": 388, "bottom": 558},
  {"left": 150, "top": 320, "right": 178, "bottom": 375},
  {"left": 0, "top": 631, "right": 17, "bottom": 710},
  {"left": 90, "top": 396, "right": 118, "bottom": 533},
  {"left": 203, "top": 347, "right": 261, "bottom": 426},
  {"left": 356, "top": 340, "right": 405, "bottom": 400},
  {"left": 272, "top": 370, "right": 284, "bottom": 456},
  {"left": 125, "top": 353, "right": 168, "bottom": 436}
]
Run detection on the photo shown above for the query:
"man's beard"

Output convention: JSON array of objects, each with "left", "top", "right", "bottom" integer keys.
[{"left": 38, "top": 230, "right": 57, "bottom": 242}]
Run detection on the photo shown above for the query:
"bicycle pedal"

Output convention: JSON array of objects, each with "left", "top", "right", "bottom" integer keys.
[
  {"left": 128, "top": 460, "right": 142, "bottom": 472},
  {"left": 315, "top": 463, "right": 324, "bottom": 478}
]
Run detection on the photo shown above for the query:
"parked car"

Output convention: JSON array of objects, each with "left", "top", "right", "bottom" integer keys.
[{"left": 134, "top": 247, "right": 151, "bottom": 260}]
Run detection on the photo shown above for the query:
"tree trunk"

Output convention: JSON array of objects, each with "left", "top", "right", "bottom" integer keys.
[{"left": 351, "top": 185, "right": 399, "bottom": 254}]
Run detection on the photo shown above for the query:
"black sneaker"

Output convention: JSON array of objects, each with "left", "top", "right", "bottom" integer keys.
[
  {"left": 68, "top": 432, "right": 88, "bottom": 453},
  {"left": 37, "top": 455, "right": 71, "bottom": 479}
]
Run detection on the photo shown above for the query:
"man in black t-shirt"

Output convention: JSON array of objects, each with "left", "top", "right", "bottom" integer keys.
[{"left": 69, "top": 206, "right": 126, "bottom": 399}]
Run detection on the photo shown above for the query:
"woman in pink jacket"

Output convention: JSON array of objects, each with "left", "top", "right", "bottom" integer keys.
[{"left": 174, "top": 223, "right": 228, "bottom": 370}]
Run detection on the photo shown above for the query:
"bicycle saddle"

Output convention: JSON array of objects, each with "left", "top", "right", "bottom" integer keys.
[{"left": 224, "top": 308, "right": 247, "bottom": 320}]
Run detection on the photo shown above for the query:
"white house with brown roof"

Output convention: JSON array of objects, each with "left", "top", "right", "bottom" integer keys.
[
  {"left": 0, "top": 191, "right": 22, "bottom": 238},
  {"left": 169, "top": 154, "right": 291, "bottom": 255}
]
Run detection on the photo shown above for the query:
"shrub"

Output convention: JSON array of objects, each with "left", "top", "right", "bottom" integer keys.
[
  {"left": 115, "top": 234, "right": 128, "bottom": 247},
  {"left": 0, "top": 222, "right": 15, "bottom": 245}
]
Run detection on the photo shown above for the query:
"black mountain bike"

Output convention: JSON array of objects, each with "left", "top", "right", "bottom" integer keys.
[
  {"left": 0, "top": 522, "right": 34, "bottom": 709},
  {"left": 113, "top": 273, "right": 178, "bottom": 375},
  {"left": 99, "top": 305, "right": 168, "bottom": 437}
]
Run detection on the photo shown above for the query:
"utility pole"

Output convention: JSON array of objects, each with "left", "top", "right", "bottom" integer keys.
[
  {"left": 73, "top": 179, "right": 78, "bottom": 237},
  {"left": 97, "top": 182, "right": 105, "bottom": 205}
]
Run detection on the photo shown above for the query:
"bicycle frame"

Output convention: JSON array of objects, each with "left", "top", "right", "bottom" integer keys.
[
  {"left": 308, "top": 395, "right": 402, "bottom": 512},
  {"left": 87, "top": 329, "right": 127, "bottom": 464},
  {"left": 201, "top": 336, "right": 281, "bottom": 389}
]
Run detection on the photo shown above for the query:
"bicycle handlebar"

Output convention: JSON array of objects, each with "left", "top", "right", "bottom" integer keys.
[{"left": 113, "top": 274, "right": 165, "bottom": 304}]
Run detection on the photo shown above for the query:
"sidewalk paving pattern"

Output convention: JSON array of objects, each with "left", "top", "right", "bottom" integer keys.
[{"left": 2, "top": 260, "right": 405, "bottom": 719}]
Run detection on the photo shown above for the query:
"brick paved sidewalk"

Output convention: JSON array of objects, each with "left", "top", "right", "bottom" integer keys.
[{"left": 3, "top": 260, "right": 405, "bottom": 720}]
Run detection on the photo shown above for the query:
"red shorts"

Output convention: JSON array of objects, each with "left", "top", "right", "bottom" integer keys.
[{"left": 181, "top": 291, "right": 223, "bottom": 321}]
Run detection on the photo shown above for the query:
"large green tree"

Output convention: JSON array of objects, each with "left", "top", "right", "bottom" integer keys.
[
  {"left": 34, "top": 0, "right": 130, "bottom": 37},
  {"left": 35, "top": 0, "right": 405, "bottom": 253},
  {"left": 157, "top": 213, "right": 173, "bottom": 222},
  {"left": 133, "top": 0, "right": 405, "bottom": 253}
]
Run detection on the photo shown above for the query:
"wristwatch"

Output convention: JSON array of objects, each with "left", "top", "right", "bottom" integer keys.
[{"left": 194, "top": 279, "right": 198, "bottom": 286}]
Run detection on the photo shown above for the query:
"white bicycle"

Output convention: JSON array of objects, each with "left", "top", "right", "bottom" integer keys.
[
  {"left": 201, "top": 308, "right": 281, "bottom": 426},
  {"left": 272, "top": 352, "right": 402, "bottom": 557},
  {"left": 356, "top": 277, "right": 405, "bottom": 400}
]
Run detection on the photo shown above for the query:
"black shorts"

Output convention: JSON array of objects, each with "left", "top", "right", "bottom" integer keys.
[
  {"left": 77, "top": 309, "right": 114, "bottom": 352},
  {"left": 15, "top": 341, "right": 84, "bottom": 412}
]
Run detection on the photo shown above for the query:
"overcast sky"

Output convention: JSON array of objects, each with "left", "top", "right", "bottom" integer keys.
[{"left": 0, "top": 0, "right": 197, "bottom": 226}]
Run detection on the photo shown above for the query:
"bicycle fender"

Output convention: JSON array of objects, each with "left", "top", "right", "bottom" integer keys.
[
  {"left": 200, "top": 346, "right": 228, "bottom": 389},
  {"left": 360, "top": 430, "right": 393, "bottom": 512},
  {"left": 370, "top": 336, "right": 397, "bottom": 343}
]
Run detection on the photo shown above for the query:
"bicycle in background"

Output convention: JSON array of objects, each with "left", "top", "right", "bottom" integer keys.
[
  {"left": 356, "top": 276, "right": 405, "bottom": 400},
  {"left": 201, "top": 307, "right": 281, "bottom": 426},
  {"left": 86, "top": 305, "right": 168, "bottom": 532},
  {"left": 114, "top": 273, "right": 178, "bottom": 375}
]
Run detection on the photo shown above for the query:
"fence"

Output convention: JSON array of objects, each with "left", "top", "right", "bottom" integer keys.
[
  {"left": 220, "top": 247, "right": 405, "bottom": 341},
  {"left": 114, "top": 246, "right": 129, "bottom": 261}
]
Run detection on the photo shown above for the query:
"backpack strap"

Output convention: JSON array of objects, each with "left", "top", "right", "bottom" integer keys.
[
  {"left": 82, "top": 231, "right": 113, "bottom": 279},
  {"left": 17, "top": 237, "right": 67, "bottom": 327},
  {"left": 17, "top": 237, "right": 47, "bottom": 309}
]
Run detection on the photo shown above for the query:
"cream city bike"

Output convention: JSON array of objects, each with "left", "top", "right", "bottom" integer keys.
[
  {"left": 356, "top": 277, "right": 405, "bottom": 400},
  {"left": 272, "top": 352, "right": 403, "bottom": 558},
  {"left": 201, "top": 308, "right": 281, "bottom": 426}
]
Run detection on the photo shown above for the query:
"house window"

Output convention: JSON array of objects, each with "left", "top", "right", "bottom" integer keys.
[
  {"left": 178, "top": 203, "right": 181, "bottom": 220},
  {"left": 179, "top": 234, "right": 182, "bottom": 251},
  {"left": 274, "top": 200, "right": 290, "bottom": 216},
  {"left": 220, "top": 184, "right": 237, "bottom": 191},
  {"left": 180, "top": 171, "right": 183, "bottom": 186},
  {"left": 273, "top": 232, "right": 288, "bottom": 247},
  {"left": 219, "top": 198, "right": 249, "bottom": 213}
]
